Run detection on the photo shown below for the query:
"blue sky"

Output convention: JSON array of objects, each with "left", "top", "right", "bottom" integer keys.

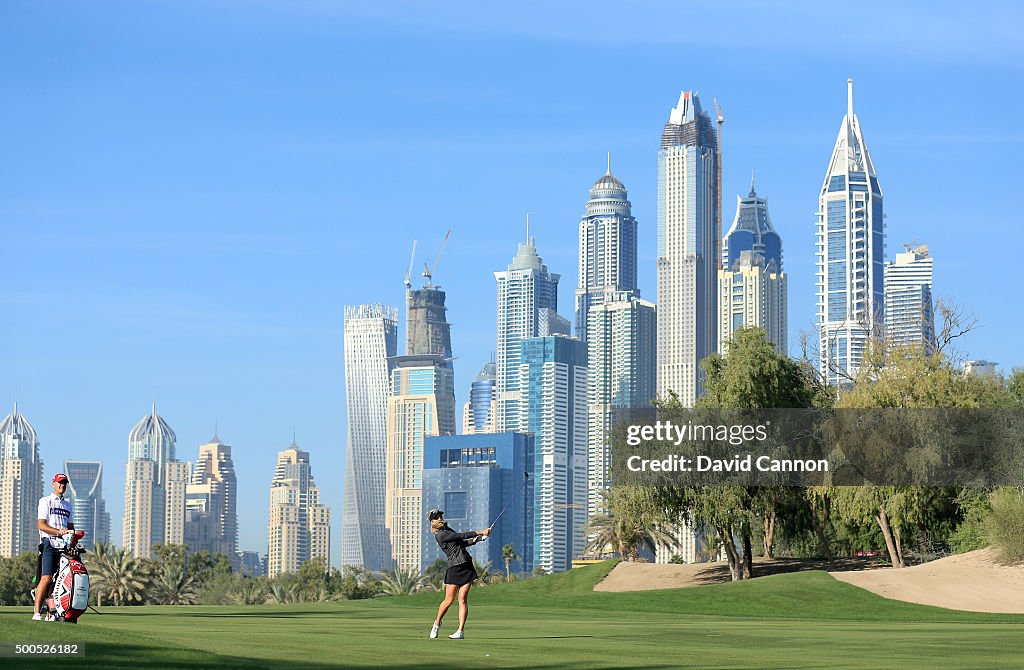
[{"left": 2, "top": 1, "right": 1021, "bottom": 556}]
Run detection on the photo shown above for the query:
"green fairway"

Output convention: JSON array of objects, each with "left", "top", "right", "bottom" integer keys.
[{"left": 2, "top": 564, "right": 1023, "bottom": 669}]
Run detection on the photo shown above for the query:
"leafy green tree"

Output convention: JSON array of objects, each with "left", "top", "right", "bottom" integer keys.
[
  {"left": 0, "top": 551, "right": 37, "bottom": 605},
  {"left": 657, "top": 327, "right": 826, "bottom": 580},
  {"left": 151, "top": 544, "right": 187, "bottom": 574},
  {"left": 472, "top": 558, "right": 498, "bottom": 585},
  {"left": 501, "top": 544, "right": 520, "bottom": 582},
  {"left": 232, "top": 577, "right": 269, "bottom": 605},
  {"left": 330, "top": 566, "right": 379, "bottom": 600},
  {"left": 833, "top": 342, "right": 1016, "bottom": 568},
  {"left": 987, "top": 487, "right": 1024, "bottom": 562}
]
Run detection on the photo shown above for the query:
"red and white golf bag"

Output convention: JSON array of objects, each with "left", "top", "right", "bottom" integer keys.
[{"left": 46, "top": 531, "right": 90, "bottom": 623}]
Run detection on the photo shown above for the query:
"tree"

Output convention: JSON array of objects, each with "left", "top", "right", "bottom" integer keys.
[
  {"left": 584, "top": 488, "right": 677, "bottom": 561},
  {"left": 153, "top": 567, "right": 199, "bottom": 605},
  {"left": 377, "top": 568, "right": 425, "bottom": 596},
  {"left": 833, "top": 342, "right": 1015, "bottom": 568},
  {"left": 659, "top": 327, "right": 826, "bottom": 580},
  {"left": 0, "top": 552, "right": 37, "bottom": 606},
  {"left": 90, "top": 544, "right": 149, "bottom": 606},
  {"left": 501, "top": 544, "right": 519, "bottom": 582},
  {"left": 423, "top": 558, "right": 447, "bottom": 591}
]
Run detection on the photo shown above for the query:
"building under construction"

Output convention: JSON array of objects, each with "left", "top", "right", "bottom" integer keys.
[{"left": 405, "top": 287, "right": 452, "bottom": 363}]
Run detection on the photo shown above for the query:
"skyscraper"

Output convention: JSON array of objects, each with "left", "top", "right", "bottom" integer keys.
[
  {"left": 266, "top": 442, "right": 331, "bottom": 578},
  {"left": 385, "top": 353, "right": 456, "bottom": 572},
  {"left": 0, "top": 403, "right": 43, "bottom": 558},
  {"left": 64, "top": 460, "right": 110, "bottom": 550},
  {"left": 586, "top": 293, "right": 656, "bottom": 520},
  {"left": 816, "top": 79, "right": 885, "bottom": 385},
  {"left": 184, "top": 435, "right": 237, "bottom": 560},
  {"left": 462, "top": 362, "right": 496, "bottom": 435},
  {"left": 494, "top": 235, "right": 565, "bottom": 432},
  {"left": 421, "top": 432, "right": 533, "bottom": 573},
  {"left": 575, "top": 158, "right": 638, "bottom": 342},
  {"left": 518, "top": 335, "right": 587, "bottom": 572},
  {"left": 341, "top": 304, "right": 398, "bottom": 572},
  {"left": 123, "top": 405, "right": 190, "bottom": 559},
  {"left": 718, "top": 181, "right": 787, "bottom": 354},
  {"left": 884, "top": 244, "right": 934, "bottom": 350},
  {"left": 657, "top": 90, "right": 720, "bottom": 406}
]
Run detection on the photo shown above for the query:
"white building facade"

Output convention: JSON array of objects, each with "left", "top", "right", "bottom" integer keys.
[
  {"left": 340, "top": 304, "right": 398, "bottom": 572},
  {"left": 0, "top": 404, "right": 43, "bottom": 558},
  {"left": 657, "top": 90, "right": 720, "bottom": 406}
]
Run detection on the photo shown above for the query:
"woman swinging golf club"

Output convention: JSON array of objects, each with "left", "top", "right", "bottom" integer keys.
[{"left": 427, "top": 509, "right": 490, "bottom": 639}]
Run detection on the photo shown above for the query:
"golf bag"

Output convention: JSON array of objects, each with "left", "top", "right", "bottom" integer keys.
[{"left": 45, "top": 531, "right": 90, "bottom": 623}]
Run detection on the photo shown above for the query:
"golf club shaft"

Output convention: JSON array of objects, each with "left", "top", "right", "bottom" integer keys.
[{"left": 488, "top": 476, "right": 529, "bottom": 530}]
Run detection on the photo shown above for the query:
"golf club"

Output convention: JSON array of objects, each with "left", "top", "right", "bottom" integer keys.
[{"left": 485, "top": 471, "right": 530, "bottom": 536}]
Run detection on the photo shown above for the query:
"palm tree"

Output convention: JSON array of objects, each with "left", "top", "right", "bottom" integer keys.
[
  {"left": 584, "top": 492, "right": 677, "bottom": 561},
  {"left": 232, "top": 578, "right": 268, "bottom": 605},
  {"left": 472, "top": 559, "right": 497, "bottom": 585},
  {"left": 501, "top": 544, "right": 519, "bottom": 582},
  {"left": 153, "top": 567, "right": 198, "bottom": 605},
  {"left": 423, "top": 558, "right": 447, "bottom": 592},
  {"left": 377, "top": 568, "right": 425, "bottom": 596},
  {"left": 90, "top": 544, "right": 149, "bottom": 606}
]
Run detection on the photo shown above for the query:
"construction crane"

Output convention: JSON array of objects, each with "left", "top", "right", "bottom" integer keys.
[
  {"left": 422, "top": 228, "right": 452, "bottom": 288},
  {"left": 403, "top": 240, "right": 418, "bottom": 289},
  {"left": 713, "top": 97, "right": 724, "bottom": 270}
]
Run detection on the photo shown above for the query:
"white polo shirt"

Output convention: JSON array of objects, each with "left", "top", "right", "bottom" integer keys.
[{"left": 38, "top": 493, "right": 73, "bottom": 548}]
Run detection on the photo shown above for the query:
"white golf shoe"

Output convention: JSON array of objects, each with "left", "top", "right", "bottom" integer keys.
[
  {"left": 448, "top": 630, "right": 464, "bottom": 640},
  {"left": 31, "top": 613, "right": 42, "bottom": 621},
  {"left": 429, "top": 623, "right": 440, "bottom": 639}
]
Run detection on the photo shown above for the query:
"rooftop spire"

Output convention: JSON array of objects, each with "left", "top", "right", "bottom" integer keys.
[
  {"left": 606, "top": 152, "right": 611, "bottom": 176},
  {"left": 750, "top": 171, "right": 756, "bottom": 197},
  {"left": 525, "top": 212, "right": 531, "bottom": 244},
  {"left": 847, "top": 78, "right": 854, "bottom": 121}
]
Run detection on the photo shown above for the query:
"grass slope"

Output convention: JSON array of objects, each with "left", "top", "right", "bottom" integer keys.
[{"left": 1, "top": 564, "right": 1023, "bottom": 669}]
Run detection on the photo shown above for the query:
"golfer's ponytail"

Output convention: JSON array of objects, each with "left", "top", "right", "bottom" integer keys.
[{"left": 430, "top": 518, "right": 446, "bottom": 533}]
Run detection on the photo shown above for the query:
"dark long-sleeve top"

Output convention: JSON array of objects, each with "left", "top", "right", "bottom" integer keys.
[{"left": 433, "top": 526, "right": 482, "bottom": 568}]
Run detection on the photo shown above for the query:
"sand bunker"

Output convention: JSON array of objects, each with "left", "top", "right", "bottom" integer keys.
[
  {"left": 595, "top": 549, "right": 1024, "bottom": 614},
  {"left": 831, "top": 549, "right": 1024, "bottom": 613}
]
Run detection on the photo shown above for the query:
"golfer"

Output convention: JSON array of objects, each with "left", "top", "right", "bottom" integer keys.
[
  {"left": 427, "top": 509, "right": 490, "bottom": 639},
  {"left": 33, "top": 473, "right": 74, "bottom": 621}
]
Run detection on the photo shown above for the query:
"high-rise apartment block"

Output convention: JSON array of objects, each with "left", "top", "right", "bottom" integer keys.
[
  {"left": 586, "top": 293, "right": 656, "bottom": 519},
  {"left": 385, "top": 352, "right": 456, "bottom": 572},
  {"left": 123, "top": 406, "right": 190, "bottom": 559},
  {"left": 575, "top": 159, "right": 638, "bottom": 342},
  {"left": 718, "top": 183, "right": 787, "bottom": 354},
  {"left": 494, "top": 237, "right": 564, "bottom": 432},
  {"left": 657, "top": 90, "right": 720, "bottom": 406},
  {"left": 462, "top": 362, "right": 496, "bottom": 435},
  {"left": 517, "top": 335, "right": 587, "bottom": 572},
  {"left": 64, "top": 460, "right": 110, "bottom": 550},
  {"left": 184, "top": 436, "right": 237, "bottom": 560},
  {"left": 816, "top": 80, "right": 885, "bottom": 385},
  {"left": 0, "top": 404, "right": 43, "bottom": 558},
  {"left": 266, "top": 442, "right": 331, "bottom": 577},
  {"left": 884, "top": 244, "right": 934, "bottom": 351},
  {"left": 341, "top": 304, "right": 398, "bottom": 572}
]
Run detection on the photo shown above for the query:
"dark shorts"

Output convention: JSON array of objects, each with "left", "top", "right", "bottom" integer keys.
[
  {"left": 40, "top": 542, "right": 61, "bottom": 577},
  {"left": 444, "top": 562, "right": 477, "bottom": 586}
]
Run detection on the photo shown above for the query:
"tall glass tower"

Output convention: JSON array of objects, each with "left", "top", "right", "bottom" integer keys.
[
  {"left": 575, "top": 157, "right": 638, "bottom": 341},
  {"left": 657, "top": 90, "right": 719, "bottom": 406},
  {"left": 341, "top": 304, "right": 398, "bottom": 572},
  {"left": 494, "top": 236, "right": 565, "bottom": 432},
  {"left": 719, "top": 181, "right": 787, "bottom": 355},
  {"left": 64, "top": 460, "right": 110, "bottom": 550},
  {"left": 816, "top": 79, "right": 885, "bottom": 386},
  {"left": 462, "top": 362, "right": 497, "bottom": 434}
]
